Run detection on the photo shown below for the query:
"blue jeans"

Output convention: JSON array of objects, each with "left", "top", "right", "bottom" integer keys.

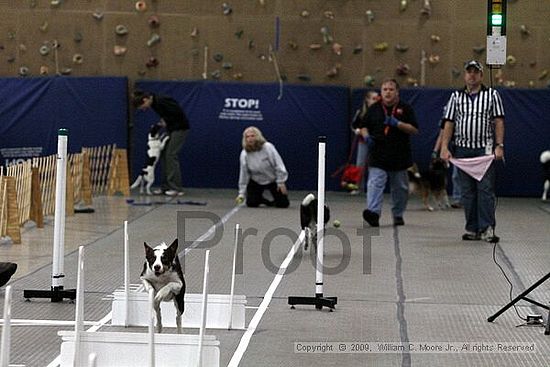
[
  {"left": 366, "top": 167, "right": 409, "bottom": 218},
  {"left": 355, "top": 141, "right": 368, "bottom": 192},
  {"left": 454, "top": 147, "right": 496, "bottom": 233},
  {"left": 452, "top": 165, "right": 461, "bottom": 203}
]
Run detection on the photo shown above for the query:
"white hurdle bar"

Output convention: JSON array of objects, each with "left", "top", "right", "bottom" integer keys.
[
  {"left": 111, "top": 224, "right": 247, "bottom": 330},
  {"left": 0, "top": 285, "right": 12, "bottom": 367}
]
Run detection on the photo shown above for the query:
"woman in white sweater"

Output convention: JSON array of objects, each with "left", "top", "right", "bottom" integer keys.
[{"left": 236, "top": 126, "right": 289, "bottom": 208}]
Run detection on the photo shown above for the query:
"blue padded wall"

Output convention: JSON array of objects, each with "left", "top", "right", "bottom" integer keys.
[
  {"left": 0, "top": 77, "right": 547, "bottom": 197},
  {"left": 133, "top": 81, "right": 350, "bottom": 192},
  {"left": 0, "top": 77, "right": 128, "bottom": 165}
]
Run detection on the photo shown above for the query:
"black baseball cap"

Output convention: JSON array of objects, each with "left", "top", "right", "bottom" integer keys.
[{"left": 464, "top": 60, "right": 483, "bottom": 72}]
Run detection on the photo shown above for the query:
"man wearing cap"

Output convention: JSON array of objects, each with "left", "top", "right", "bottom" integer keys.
[{"left": 440, "top": 60, "right": 505, "bottom": 243}]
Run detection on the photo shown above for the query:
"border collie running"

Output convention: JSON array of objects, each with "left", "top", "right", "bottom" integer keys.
[{"left": 140, "top": 239, "right": 185, "bottom": 333}]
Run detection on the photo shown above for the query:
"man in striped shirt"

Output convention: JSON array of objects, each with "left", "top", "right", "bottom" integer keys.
[{"left": 440, "top": 60, "right": 505, "bottom": 243}]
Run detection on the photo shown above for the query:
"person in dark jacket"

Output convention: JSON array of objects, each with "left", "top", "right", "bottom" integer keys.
[{"left": 133, "top": 91, "right": 190, "bottom": 196}]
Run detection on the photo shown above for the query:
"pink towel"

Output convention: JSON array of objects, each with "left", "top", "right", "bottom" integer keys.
[{"left": 450, "top": 155, "right": 495, "bottom": 182}]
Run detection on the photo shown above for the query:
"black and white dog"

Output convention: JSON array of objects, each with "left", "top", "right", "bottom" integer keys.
[
  {"left": 300, "top": 193, "right": 330, "bottom": 250},
  {"left": 140, "top": 239, "right": 185, "bottom": 333},
  {"left": 131, "top": 124, "right": 169, "bottom": 195},
  {"left": 540, "top": 150, "right": 550, "bottom": 201}
]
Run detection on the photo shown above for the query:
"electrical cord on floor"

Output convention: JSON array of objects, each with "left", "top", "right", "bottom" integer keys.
[
  {"left": 485, "top": 65, "right": 527, "bottom": 323},
  {"left": 491, "top": 241, "right": 527, "bottom": 322},
  {"left": 490, "top": 159, "right": 527, "bottom": 323}
]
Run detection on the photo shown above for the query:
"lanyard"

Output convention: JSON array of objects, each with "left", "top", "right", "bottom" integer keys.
[
  {"left": 381, "top": 103, "right": 398, "bottom": 117},
  {"left": 381, "top": 103, "right": 398, "bottom": 136}
]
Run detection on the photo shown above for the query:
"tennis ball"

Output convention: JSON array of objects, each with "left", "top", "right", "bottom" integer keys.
[{"left": 333, "top": 220, "right": 341, "bottom": 228}]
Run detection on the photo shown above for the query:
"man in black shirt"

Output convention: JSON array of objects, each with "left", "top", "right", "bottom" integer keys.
[
  {"left": 359, "top": 78, "right": 419, "bottom": 227},
  {"left": 133, "top": 90, "right": 190, "bottom": 196}
]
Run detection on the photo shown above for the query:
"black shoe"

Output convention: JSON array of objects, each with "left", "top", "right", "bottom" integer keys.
[
  {"left": 393, "top": 217, "right": 405, "bottom": 226},
  {"left": 260, "top": 197, "right": 275, "bottom": 207},
  {"left": 362, "top": 209, "right": 379, "bottom": 227},
  {"left": 462, "top": 232, "right": 481, "bottom": 241}
]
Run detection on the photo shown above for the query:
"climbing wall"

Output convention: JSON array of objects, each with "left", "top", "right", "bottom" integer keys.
[{"left": 0, "top": 0, "right": 548, "bottom": 88}]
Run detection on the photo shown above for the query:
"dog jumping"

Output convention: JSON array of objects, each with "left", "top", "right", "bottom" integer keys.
[
  {"left": 300, "top": 193, "right": 330, "bottom": 251},
  {"left": 407, "top": 159, "right": 450, "bottom": 211},
  {"left": 540, "top": 150, "right": 550, "bottom": 201},
  {"left": 140, "top": 239, "right": 185, "bottom": 333},
  {"left": 131, "top": 123, "right": 169, "bottom": 195}
]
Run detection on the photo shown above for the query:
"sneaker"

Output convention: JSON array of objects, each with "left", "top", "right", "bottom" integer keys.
[
  {"left": 462, "top": 232, "right": 480, "bottom": 241},
  {"left": 362, "top": 209, "right": 379, "bottom": 227},
  {"left": 480, "top": 227, "right": 500, "bottom": 243},
  {"left": 393, "top": 217, "right": 405, "bottom": 226},
  {"left": 450, "top": 202, "right": 463, "bottom": 209},
  {"left": 350, "top": 190, "right": 360, "bottom": 195},
  {"left": 152, "top": 188, "right": 164, "bottom": 195},
  {"left": 165, "top": 190, "right": 184, "bottom": 197}
]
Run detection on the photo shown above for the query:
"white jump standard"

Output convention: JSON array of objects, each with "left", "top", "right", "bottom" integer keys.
[
  {"left": 24, "top": 128, "right": 77, "bottom": 302},
  {"left": 288, "top": 136, "right": 337, "bottom": 311}
]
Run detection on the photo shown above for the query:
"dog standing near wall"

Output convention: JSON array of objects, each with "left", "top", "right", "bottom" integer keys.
[
  {"left": 131, "top": 123, "right": 169, "bottom": 195},
  {"left": 141, "top": 239, "right": 186, "bottom": 333},
  {"left": 540, "top": 150, "right": 550, "bottom": 201}
]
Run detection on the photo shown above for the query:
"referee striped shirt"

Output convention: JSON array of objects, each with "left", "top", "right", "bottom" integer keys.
[{"left": 443, "top": 85, "right": 505, "bottom": 149}]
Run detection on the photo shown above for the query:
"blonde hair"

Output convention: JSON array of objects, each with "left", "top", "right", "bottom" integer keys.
[{"left": 242, "top": 126, "right": 267, "bottom": 152}]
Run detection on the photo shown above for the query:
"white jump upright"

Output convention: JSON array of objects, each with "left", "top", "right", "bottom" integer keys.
[
  {"left": 315, "top": 137, "right": 326, "bottom": 301},
  {"left": 124, "top": 221, "right": 130, "bottom": 327},
  {"left": 228, "top": 224, "right": 239, "bottom": 329},
  {"left": 53, "top": 129, "right": 69, "bottom": 298},
  {"left": 87, "top": 353, "right": 97, "bottom": 367},
  {"left": 148, "top": 289, "right": 155, "bottom": 367},
  {"left": 23, "top": 128, "right": 76, "bottom": 302},
  {"left": 197, "top": 250, "right": 210, "bottom": 367},
  {"left": 111, "top": 223, "right": 247, "bottom": 330},
  {"left": 288, "top": 136, "right": 338, "bottom": 310},
  {"left": 0, "top": 285, "right": 12, "bottom": 367},
  {"left": 73, "top": 246, "right": 85, "bottom": 367}
]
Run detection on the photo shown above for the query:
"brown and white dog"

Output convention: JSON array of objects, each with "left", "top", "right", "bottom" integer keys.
[
  {"left": 140, "top": 239, "right": 185, "bottom": 333},
  {"left": 408, "top": 159, "right": 450, "bottom": 211}
]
